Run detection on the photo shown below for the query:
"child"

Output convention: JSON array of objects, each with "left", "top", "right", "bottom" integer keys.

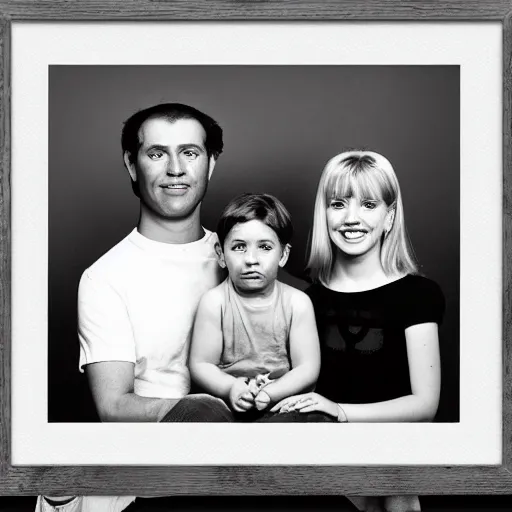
[
  {"left": 271, "top": 151, "right": 445, "bottom": 510},
  {"left": 188, "top": 193, "right": 327, "bottom": 421}
]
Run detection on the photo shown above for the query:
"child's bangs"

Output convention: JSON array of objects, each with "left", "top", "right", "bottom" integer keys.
[{"left": 326, "top": 168, "right": 387, "bottom": 201}]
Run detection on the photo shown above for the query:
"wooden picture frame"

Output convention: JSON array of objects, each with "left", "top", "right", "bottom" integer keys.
[{"left": 0, "top": 0, "right": 510, "bottom": 496}]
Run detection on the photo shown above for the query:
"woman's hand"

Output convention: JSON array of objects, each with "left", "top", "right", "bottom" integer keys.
[
  {"left": 270, "top": 392, "right": 339, "bottom": 418},
  {"left": 228, "top": 377, "right": 255, "bottom": 412}
]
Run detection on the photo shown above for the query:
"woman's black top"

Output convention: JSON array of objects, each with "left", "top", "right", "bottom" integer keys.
[{"left": 306, "top": 275, "right": 445, "bottom": 404}]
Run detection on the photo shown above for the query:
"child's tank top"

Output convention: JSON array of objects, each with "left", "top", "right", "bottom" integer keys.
[{"left": 218, "top": 278, "right": 293, "bottom": 379}]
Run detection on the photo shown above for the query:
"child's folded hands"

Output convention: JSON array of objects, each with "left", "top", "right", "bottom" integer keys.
[
  {"left": 252, "top": 373, "right": 273, "bottom": 410},
  {"left": 228, "top": 377, "right": 255, "bottom": 412},
  {"left": 229, "top": 373, "right": 274, "bottom": 412}
]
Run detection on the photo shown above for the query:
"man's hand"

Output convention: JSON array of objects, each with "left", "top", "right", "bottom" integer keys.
[{"left": 228, "top": 377, "right": 255, "bottom": 412}]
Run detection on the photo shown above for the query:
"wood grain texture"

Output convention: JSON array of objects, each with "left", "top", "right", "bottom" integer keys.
[
  {"left": 0, "top": 16, "right": 10, "bottom": 483},
  {"left": 2, "top": 466, "right": 512, "bottom": 495},
  {"left": 504, "top": 10, "right": 512, "bottom": 480},
  {"left": 1, "top": 0, "right": 512, "bottom": 497},
  {"left": 0, "top": 0, "right": 509, "bottom": 20}
]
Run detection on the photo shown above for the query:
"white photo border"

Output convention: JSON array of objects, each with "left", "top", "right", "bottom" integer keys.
[{"left": 11, "top": 21, "right": 501, "bottom": 466}]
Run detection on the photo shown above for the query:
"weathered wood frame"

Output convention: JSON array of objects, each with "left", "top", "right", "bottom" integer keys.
[{"left": 0, "top": 0, "right": 511, "bottom": 496}]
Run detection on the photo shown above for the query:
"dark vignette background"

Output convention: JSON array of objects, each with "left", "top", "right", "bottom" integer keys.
[{"left": 48, "top": 65, "right": 459, "bottom": 422}]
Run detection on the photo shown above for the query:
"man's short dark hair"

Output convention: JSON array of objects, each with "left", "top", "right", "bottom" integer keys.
[
  {"left": 121, "top": 103, "right": 224, "bottom": 197},
  {"left": 216, "top": 193, "right": 293, "bottom": 248}
]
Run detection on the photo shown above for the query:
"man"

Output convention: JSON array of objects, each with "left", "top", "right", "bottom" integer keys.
[
  {"left": 39, "top": 103, "right": 228, "bottom": 511},
  {"left": 78, "top": 103, "right": 230, "bottom": 422}
]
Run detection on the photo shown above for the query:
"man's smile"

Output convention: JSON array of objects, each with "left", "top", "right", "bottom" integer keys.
[
  {"left": 160, "top": 183, "right": 189, "bottom": 195},
  {"left": 160, "top": 183, "right": 188, "bottom": 188}
]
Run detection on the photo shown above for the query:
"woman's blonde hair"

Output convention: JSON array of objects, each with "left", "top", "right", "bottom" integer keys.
[{"left": 306, "top": 150, "right": 418, "bottom": 283}]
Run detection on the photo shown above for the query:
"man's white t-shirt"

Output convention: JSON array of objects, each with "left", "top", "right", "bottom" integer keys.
[{"left": 78, "top": 228, "right": 224, "bottom": 399}]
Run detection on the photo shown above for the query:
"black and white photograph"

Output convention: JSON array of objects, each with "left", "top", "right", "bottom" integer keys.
[
  {"left": 48, "top": 65, "right": 460, "bottom": 427},
  {"left": 2, "top": 10, "right": 510, "bottom": 507},
  {"left": 43, "top": 62, "right": 460, "bottom": 512}
]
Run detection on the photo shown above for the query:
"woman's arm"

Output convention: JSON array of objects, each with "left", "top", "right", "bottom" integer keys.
[
  {"left": 273, "top": 322, "right": 441, "bottom": 422},
  {"left": 339, "top": 322, "right": 440, "bottom": 422},
  {"left": 261, "top": 291, "right": 321, "bottom": 404}
]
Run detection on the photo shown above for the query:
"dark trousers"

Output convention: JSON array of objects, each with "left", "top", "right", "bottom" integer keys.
[{"left": 161, "top": 393, "right": 335, "bottom": 423}]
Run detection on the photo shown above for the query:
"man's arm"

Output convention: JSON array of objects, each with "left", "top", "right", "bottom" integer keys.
[
  {"left": 85, "top": 361, "right": 179, "bottom": 422},
  {"left": 79, "top": 271, "right": 179, "bottom": 422}
]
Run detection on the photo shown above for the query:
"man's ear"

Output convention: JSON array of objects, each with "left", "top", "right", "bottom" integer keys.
[
  {"left": 123, "top": 152, "right": 137, "bottom": 182},
  {"left": 208, "top": 156, "right": 216, "bottom": 180},
  {"left": 278, "top": 244, "right": 291, "bottom": 268},
  {"left": 214, "top": 241, "right": 226, "bottom": 268}
]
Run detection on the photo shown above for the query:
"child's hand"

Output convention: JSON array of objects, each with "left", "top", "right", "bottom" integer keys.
[
  {"left": 247, "top": 377, "right": 260, "bottom": 397},
  {"left": 255, "top": 373, "right": 272, "bottom": 388},
  {"left": 247, "top": 373, "right": 272, "bottom": 398},
  {"left": 228, "top": 377, "right": 255, "bottom": 412},
  {"left": 254, "top": 389, "right": 272, "bottom": 411}
]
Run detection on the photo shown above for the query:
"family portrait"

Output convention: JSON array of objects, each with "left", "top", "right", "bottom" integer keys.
[
  {"left": 47, "top": 65, "right": 459, "bottom": 429},
  {"left": 41, "top": 63, "right": 461, "bottom": 511},
  {"left": 1, "top": 0, "right": 510, "bottom": 507}
]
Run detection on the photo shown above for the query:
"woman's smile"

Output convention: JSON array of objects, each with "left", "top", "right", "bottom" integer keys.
[
  {"left": 327, "top": 195, "right": 391, "bottom": 258},
  {"left": 340, "top": 228, "right": 368, "bottom": 241}
]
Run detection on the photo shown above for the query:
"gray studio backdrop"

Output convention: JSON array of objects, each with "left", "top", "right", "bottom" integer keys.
[{"left": 49, "top": 65, "right": 459, "bottom": 422}]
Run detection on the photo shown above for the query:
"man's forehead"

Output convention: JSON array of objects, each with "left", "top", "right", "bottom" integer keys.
[{"left": 137, "top": 117, "right": 207, "bottom": 146}]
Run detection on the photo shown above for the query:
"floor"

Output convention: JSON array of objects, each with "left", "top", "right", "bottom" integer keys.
[{"left": 3, "top": 495, "right": 512, "bottom": 511}]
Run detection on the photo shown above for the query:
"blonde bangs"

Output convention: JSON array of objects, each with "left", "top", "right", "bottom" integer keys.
[{"left": 325, "top": 166, "right": 394, "bottom": 205}]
